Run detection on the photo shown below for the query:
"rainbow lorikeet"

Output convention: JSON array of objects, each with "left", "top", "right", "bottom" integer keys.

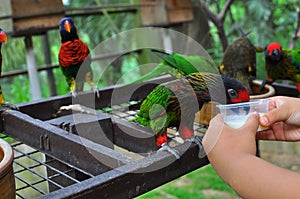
[
  {"left": 0, "top": 28, "right": 18, "bottom": 110},
  {"left": 59, "top": 17, "right": 99, "bottom": 97},
  {"left": 261, "top": 42, "right": 300, "bottom": 93},
  {"left": 128, "top": 50, "right": 219, "bottom": 85},
  {"left": 133, "top": 72, "right": 250, "bottom": 158},
  {"left": 220, "top": 29, "right": 264, "bottom": 94}
]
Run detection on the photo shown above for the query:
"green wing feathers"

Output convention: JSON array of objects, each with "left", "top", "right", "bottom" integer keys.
[
  {"left": 133, "top": 86, "right": 172, "bottom": 127},
  {"left": 127, "top": 51, "right": 218, "bottom": 85}
]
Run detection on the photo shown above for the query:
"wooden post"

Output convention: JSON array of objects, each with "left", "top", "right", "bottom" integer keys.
[
  {"left": 25, "top": 36, "right": 41, "bottom": 100},
  {"left": 41, "top": 33, "right": 57, "bottom": 96}
]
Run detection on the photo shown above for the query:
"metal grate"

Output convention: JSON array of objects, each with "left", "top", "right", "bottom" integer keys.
[
  {"left": 0, "top": 98, "right": 208, "bottom": 198},
  {"left": 0, "top": 134, "right": 94, "bottom": 199},
  {"left": 0, "top": 76, "right": 211, "bottom": 198}
]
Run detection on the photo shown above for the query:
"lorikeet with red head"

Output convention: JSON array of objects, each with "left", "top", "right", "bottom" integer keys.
[
  {"left": 59, "top": 17, "right": 99, "bottom": 97},
  {"left": 261, "top": 42, "right": 300, "bottom": 93},
  {"left": 133, "top": 72, "right": 250, "bottom": 158}
]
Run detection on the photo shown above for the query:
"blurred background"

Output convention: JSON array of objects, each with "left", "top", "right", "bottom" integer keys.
[{"left": 2, "top": 0, "right": 299, "bottom": 104}]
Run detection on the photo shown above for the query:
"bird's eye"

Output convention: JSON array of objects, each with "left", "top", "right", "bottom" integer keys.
[{"left": 228, "top": 89, "right": 238, "bottom": 99}]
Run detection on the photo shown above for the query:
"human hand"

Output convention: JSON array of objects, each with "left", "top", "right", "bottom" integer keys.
[
  {"left": 258, "top": 96, "right": 300, "bottom": 141},
  {"left": 203, "top": 112, "right": 260, "bottom": 180},
  {"left": 204, "top": 111, "right": 300, "bottom": 198}
]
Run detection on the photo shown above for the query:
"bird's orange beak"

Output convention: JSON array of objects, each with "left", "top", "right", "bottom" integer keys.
[
  {"left": 0, "top": 31, "right": 7, "bottom": 43},
  {"left": 64, "top": 20, "right": 71, "bottom": 33}
]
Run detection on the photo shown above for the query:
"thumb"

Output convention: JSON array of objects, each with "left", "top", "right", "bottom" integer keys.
[
  {"left": 241, "top": 112, "right": 260, "bottom": 133},
  {"left": 260, "top": 106, "right": 289, "bottom": 126}
]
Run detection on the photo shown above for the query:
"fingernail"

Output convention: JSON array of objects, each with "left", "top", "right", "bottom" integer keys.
[{"left": 260, "top": 116, "right": 268, "bottom": 126}]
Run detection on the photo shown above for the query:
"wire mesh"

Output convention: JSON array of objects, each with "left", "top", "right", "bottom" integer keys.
[{"left": 0, "top": 133, "right": 94, "bottom": 199}]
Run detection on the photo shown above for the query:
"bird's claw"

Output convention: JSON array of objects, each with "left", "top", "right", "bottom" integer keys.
[
  {"left": 59, "top": 122, "right": 73, "bottom": 133},
  {"left": 71, "top": 90, "right": 77, "bottom": 98},
  {"left": 185, "top": 136, "right": 206, "bottom": 158},
  {"left": 0, "top": 102, "right": 19, "bottom": 111},
  {"left": 157, "top": 143, "right": 180, "bottom": 159},
  {"left": 92, "top": 87, "right": 100, "bottom": 98}
]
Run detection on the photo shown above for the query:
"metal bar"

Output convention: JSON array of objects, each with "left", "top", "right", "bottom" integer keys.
[
  {"left": 44, "top": 155, "right": 94, "bottom": 179},
  {"left": 14, "top": 157, "right": 65, "bottom": 190},
  {"left": 46, "top": 112, "right": 114, "bottom": 149},
  {"left": 47, "top": 168, "right": 78, "bottom": 181},
  {"left": 0, "top": 65, "right": 59, "bottom": 79},
  {"left": 17, "top": 94, "right": 72, "bottom": 120},
  {"left": 112, "top": 117, "right": 158, "bottom": 153},
  {"left": 0, "top": 50, "right": 141, "bottom": 79},
  {"left": 15, "top": 75, "right": 174, "bottom": 121},
  {"left": 3, "top": 110, "right": 134, "bottom": 175},
  {"left": 14, "top": 163, "right": 49, "bottom": 194},
  {"left": 16, "top": 178, "right": 49, "bottom": 192},
  {"left": 39, "top": 142, "right": 209, "bottom": 199},
  {"left": 15, "top": 192, "right": 26, "bottom": 199}
]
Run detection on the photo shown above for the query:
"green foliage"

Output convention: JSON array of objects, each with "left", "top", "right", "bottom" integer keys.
[
  {"left": 2, "top": 0, "right": 298, "bottom": 102},
  {"left": 203, "top": 0, "right": 299, "bottom": 80},
  {"left": 137, "top": 165, "right": 238, "bottom": 199}
]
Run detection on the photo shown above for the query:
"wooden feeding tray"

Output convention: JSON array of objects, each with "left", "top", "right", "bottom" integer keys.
[
  {"left": 0, "top": 75, "right": 209, "bottom": 198},
  {"left": 270, "top": 81, "right": 299, "bottom": 97},
  {"left": 140, "top": 0, "right": 194, "bottom": 26},
  {"left": 0, "top": 0, "right": 65, "bottom": 36}
]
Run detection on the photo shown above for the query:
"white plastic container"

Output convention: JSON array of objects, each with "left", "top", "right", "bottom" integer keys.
[{"left": 217, "top": 99, "right": 270, "bottom": 131}]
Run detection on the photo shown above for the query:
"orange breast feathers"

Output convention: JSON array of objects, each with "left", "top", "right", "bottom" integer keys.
[{"left": 59, "top": 39, "right": 90, "bottom": 68}]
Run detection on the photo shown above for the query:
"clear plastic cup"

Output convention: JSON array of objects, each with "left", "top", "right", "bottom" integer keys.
[{"left": 216, "top": 99, "right": 270, "bottom": 131}]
